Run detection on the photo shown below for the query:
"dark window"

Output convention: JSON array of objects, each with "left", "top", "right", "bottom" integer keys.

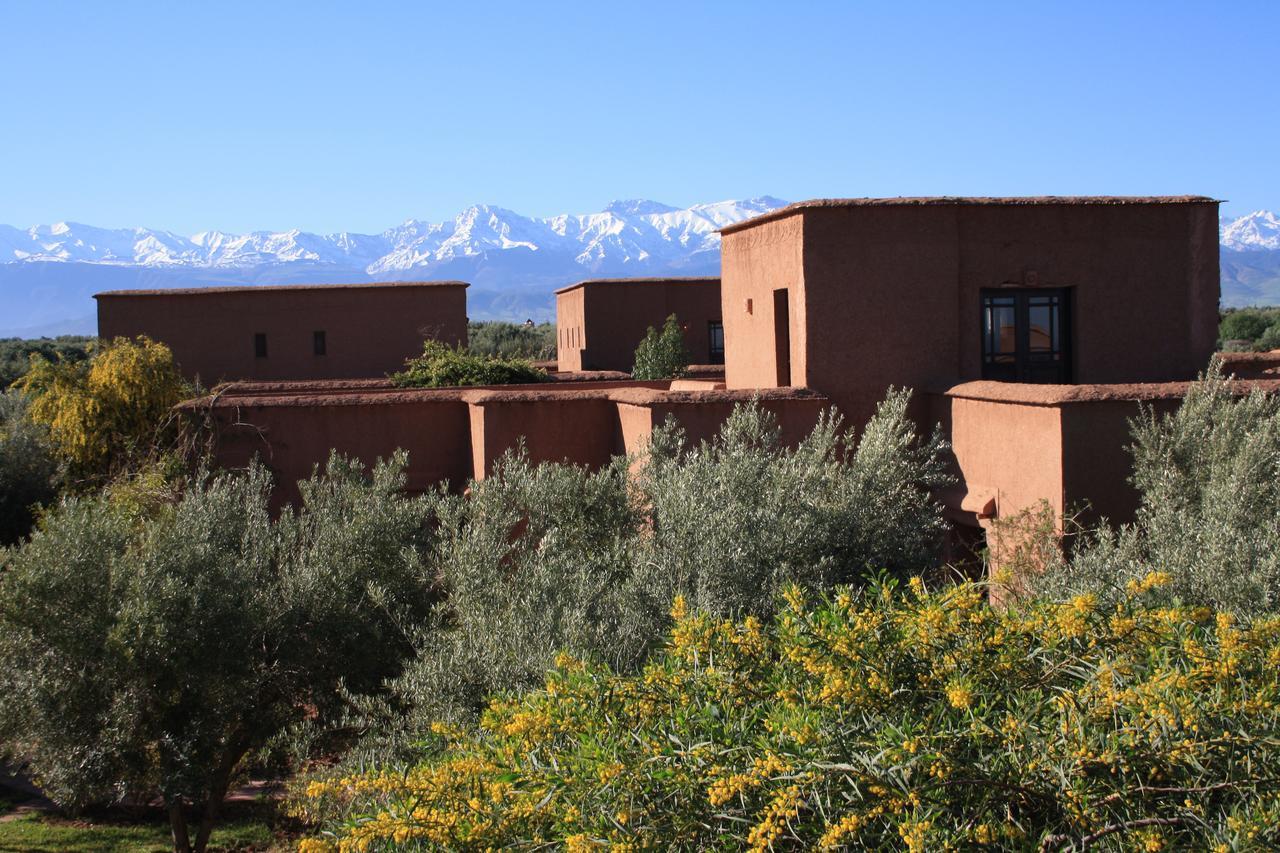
[
  {"left": 981, "top": 288, "right": 1070, "bottom": 383},
  {"left": 708, "top": 320, "right": 725, "bottom": 364},
  {"left": 313, "top": 330, "right": 327, "bottom": 356},
  {"left": 254, "top": 333, "right": 268, "bottom": 358}
]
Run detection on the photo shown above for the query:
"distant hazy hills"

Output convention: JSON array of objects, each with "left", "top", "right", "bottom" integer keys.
[{"left": 1, "top": 201, "right": 1277, "bottom": 337}]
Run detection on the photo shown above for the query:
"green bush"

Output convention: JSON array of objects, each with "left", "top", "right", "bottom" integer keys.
[
  {"left": 294, "top": 578, "right": 1280, "bottom": 851},
  {"left": 0, "top": 391, "right": 61, "bottom": 546},
  {"left": 467, "top": 321, "right": 556, "bottom": 361},
  {"left": 631, "top": 314, "right": 690, "bottom": 380},
  {"left": 639, "top": 393, "right": 951, "bottom": 617},
  {"left": 1218, "top": 307, "right": 1280, "bottom": 350},
  {"left": 1034, "top": 362, "right": 1280, "bottom": 617},
  {"left": 350, "top": 396, "right": 948, "bottom": 764},
  {"left": 0, "top": 453, "right": 439, "bottom": 853},
  {"left": 391, "top": 340, "right": 548, "bottom": 387},
  {"left": 0, "top": 336, "right": 93, "bottom": 389}
]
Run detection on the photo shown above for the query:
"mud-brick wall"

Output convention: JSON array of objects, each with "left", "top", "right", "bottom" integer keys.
[
  {"left": 98, "top": 282, "right": 468, "bottom": 385},
  {"left": 465, "top": 394, "right": 622, "bottom": 477},
  {"left": 202, "top": 394, "right": 473, "bottom": 508}
]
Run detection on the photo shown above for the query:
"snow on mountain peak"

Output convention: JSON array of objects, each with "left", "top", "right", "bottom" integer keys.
[
  {"left": 1221, "top": 210, "right": 1280, "bottom": 251},
  {"left": 603, "top": 199, "right": 679, "bottom": 216},
  {"left": 7, "top": 203, "right": 1277, "bottom": 273}
]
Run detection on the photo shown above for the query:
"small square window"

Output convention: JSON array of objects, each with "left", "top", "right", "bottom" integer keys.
[
  {"left": 254, "top": 333, "right": 267, "bottom": 358},
  {"left": 313, "top": 330, "right": 327, "bottom": 356}
]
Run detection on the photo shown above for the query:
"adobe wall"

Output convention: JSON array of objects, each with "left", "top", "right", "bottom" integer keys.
[
  {"left": 933, "top": 378, "right": 1270, "bottom": 530},
  {"left": 950, "top": 203, "right": 1219, "bottom": 384},
  {"left": 557, "top": 278, "right": 722, "bottom": 372},
  {"left": 465, "top": 393, "right": 622, "bottom": 477},
  {"left": 97, "top": 283, "right": 468, "bottom": 385},
  {"left": 724, "top": 201, "right": 1220, "bottom": 427},
  {"left": 190, "top": 381, "right": 832, "bottom": 507},
  {"left": 928, "top": 388, "right": 1066, "bottom": 525},
  {"left": 616, "top": 389, "right": 830, "bottom": 457},
  {"left": 555, "top": 287, "right": 586, "bottom": 372},
  {"left": 721, "top": 215, "right": 806, "bottom": 393},
  {"left": 196, "top": 392, "right": 473, "bottom": 509},
  {"left": 804, "top": 206, "right": 961, "bottom": 425}
]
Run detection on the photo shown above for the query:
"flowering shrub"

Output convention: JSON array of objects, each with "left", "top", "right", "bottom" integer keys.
[
  {"left": 14, "top": 335, "right": 188, "bottom": 480},
  {"left": 293, "top": 577, "right": 1280, "bottom": 851}
]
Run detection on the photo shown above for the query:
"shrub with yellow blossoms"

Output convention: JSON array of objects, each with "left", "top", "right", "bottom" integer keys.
[
  {"left": 292, "top": 576, "right": 1280, "bottom": 850},
  {"left": 16, "top": 335, "right": 188, "bottom": 480}
]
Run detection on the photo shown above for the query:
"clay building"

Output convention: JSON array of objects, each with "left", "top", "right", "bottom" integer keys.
[
  {"left": 183, "top": 196, "right": 1241, "bottom": 576},
  {"left": 719, "top": 196, "right": 1220, "bottom": 425},
  {"left": 96, "top": 280, "right": 468, "bottom": 384},
  {"left": 555, "top": 277, "right": 722, "bottom": 372},
  {"left": 720, "top": 196, "right": 1222, "bottom": 538}
]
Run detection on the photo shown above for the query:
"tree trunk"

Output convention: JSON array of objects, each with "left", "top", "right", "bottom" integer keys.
[
  {"left": 167, "top": 799, "right": 192, "bottom": 853},
  {"left": 192, "top": 737, "right": 252, "bottom": 853}
]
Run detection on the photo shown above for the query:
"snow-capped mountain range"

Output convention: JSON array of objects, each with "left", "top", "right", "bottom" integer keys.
[
  {"left": 1220, "top": 210, "right": 1280, "bottom": 252},
  {"left": 0, "top": 197, "right": 786, "bottom": 274},
  {"left": 0, "top": 200, "right": 1278, "bottom": 337}
]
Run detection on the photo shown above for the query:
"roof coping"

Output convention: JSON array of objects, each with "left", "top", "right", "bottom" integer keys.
[
  {"left": 554, "top": 276, "right": 720, "bottom": 295},
  {"left": 94, "top": 280, "right": 469, "bottom": 298},
  {"left": 719, "top": 195, "right": 1223, "bottom": 235}
]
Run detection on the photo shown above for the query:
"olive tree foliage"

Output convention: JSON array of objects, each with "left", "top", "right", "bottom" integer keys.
[
  {"left": 631, "top": 313, "right": 691, "bottom": 379},
  {"left": 0, "top": 391, "right": 61, "bottom": 545},
  {"left": 1034, "top": 364, "right": 1280, "bottom": 617},
  {"left": 0, "top": 452, "right": 438, "bottom": 853},
  {"left": 364, "top": 394, "right": 951, "bottom": 756},
  {"left": 639, "top": 392, "right": 953, "bottom": 616},
  {"left": 374, "top": 452, "right": 660, "bottom": 742}
]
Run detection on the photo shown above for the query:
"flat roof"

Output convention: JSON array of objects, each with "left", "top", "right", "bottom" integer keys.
[
  {"left": 719, "top": 195, "right": 1222, "bottom": 235},
  {"left": 554, "top": 276, "right": 719, "bottom": 296},
  {"left": 93, "top": 280, "right": 469, "bottom": 298}
]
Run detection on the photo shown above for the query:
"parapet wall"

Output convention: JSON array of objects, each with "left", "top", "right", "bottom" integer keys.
[
  {"left": 930, "top": 378, "right": 1280, "bottom": 529},
  {"left": 185, "top": 381, "right": 830, "bottom": 506}
]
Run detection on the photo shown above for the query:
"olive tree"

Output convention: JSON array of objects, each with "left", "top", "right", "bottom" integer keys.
[
  {"left": 366, "top": 394, "right": 951, "bottom": 761},
  {"left": 1034, "top": 363, "right": 1280, "bottom": 616},
  {"left": 0, "top": 391, "right": 61, "bottom": 545},
  {"left": 632, "top": 314, "right": 691, "bottom": 379},
  {"left": 0, "top": 452, "right": 438, "bottom": 853},
  {"left": 639, "top": 393, "right": 952, "bottom": 616}
]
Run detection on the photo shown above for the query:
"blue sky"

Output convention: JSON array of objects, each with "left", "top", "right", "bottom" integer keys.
[{"left": 1, "top": 1, "right": 1275, "bottom": 234}]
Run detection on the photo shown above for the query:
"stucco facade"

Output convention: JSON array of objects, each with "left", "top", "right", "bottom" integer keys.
[
  {"left": 555, "top": 277, "right": 722, "bottom": 372},
  {"left": 96, "top": 280, "right": 468, "bottom": 384},
  {"left": 720, "top": 197, "right": 1221, "bottom": 425}
]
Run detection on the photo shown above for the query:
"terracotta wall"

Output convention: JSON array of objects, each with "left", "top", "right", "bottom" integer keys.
[
  {"left": 616, "top": 391, "right": 830, "bottom": 458},
  {"left": 97, "top": 283, "right": 468, "bottom": 385},
  {"left": 723, "top": 201, "right": 1220, "bottom": 427},
  {"left": 949, "top": 203, "right": 1219, "bottom": 384},
  {"left": 928, "top": 389, "right": 1066, "bottom": 525},
  {"left": 931, "top": 380, "right": 1218, "bottom": 531},
  {"left": 192, "top": 383, "right": 831, "bottom": 505},
  {"left": 556, "top": 278, "right": 722, "bottom": 372},
  {"left": 201, "top": 392, "right": 473, "bottom": 509},
  {"left": 466, "top": 394, "right": 622, "bottom": 477},
  {"left": 721, "top": 216, "right": 806, "bottom": 393},
  {"left": 555, "top": 288, "right": 587, "bottom": 372},
  {"left": 804, "top": 206, "right": 961, "bottom": 425}
]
